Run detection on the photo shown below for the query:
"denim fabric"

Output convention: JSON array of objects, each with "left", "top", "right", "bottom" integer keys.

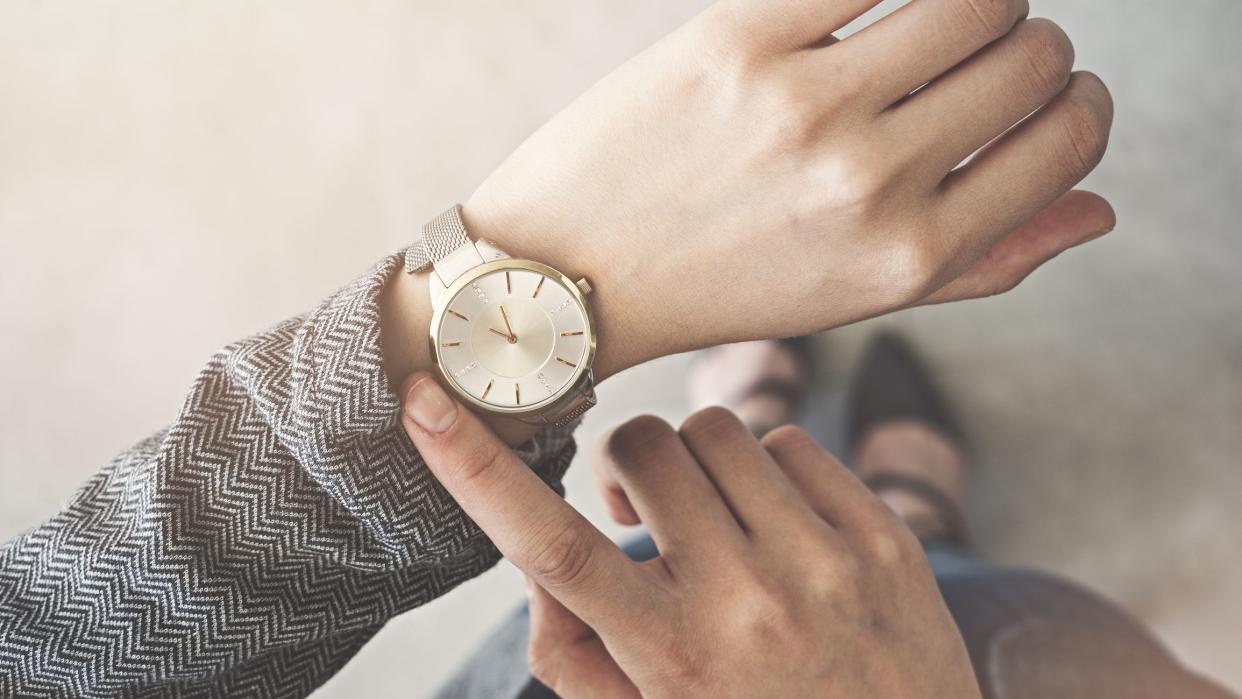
[{"left": 434, "top": 536, "right": 1236, "bottom": 699}]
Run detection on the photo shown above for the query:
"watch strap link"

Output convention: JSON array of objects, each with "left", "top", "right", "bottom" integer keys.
[
  {"left": 516, "top": 371, "right": 598, "bottom": 428},
  {"left": 406, "top": 205, "right": 511, "bottom": 293},
  {"left": 553, "top": 388, "right": 598, "bottom": 427},
  {"left": 405, "top": 204, "right": 471, "bottom": 274}
]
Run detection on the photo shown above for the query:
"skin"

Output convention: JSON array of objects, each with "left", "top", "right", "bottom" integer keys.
[
  {"left": 601, "top": 356, "right": 973, "bottom": 538},
  {"left": 386, "top": 0, "right": 1116, "bottom": 692},
  {"left": 686, "top": 341, "right": 806, "bottom": 437},
  {"left": 402, "top": 378, "right": 983, "bottom": 697},
  {"left": 382, "top": 0, "right": 1115, "bottom": 447}
]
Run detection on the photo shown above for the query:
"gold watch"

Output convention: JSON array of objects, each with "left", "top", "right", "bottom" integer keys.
[{"left": 405, "top": 205, "right": 597, "bottom": 427}]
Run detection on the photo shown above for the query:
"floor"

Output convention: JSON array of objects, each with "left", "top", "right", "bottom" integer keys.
[{"left": 1, "top": 0, "right": 1238, "bottom": 696}]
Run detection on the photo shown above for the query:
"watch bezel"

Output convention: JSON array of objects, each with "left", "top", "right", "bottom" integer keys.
[{"left": 428, "top": 258, "right": 597, "bottom": 417}]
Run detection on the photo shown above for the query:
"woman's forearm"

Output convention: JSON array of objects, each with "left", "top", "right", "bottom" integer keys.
[{"left": 0, "top": 253, "right": 579, "bottom": 697}]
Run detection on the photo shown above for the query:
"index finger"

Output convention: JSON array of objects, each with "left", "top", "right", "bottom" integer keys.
[{"left": 399, "top": 373, "right": 648, "bottom": 630}]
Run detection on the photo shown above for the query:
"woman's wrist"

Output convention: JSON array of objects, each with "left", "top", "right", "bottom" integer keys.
[
  {"left": 459, "top": 197, "right": 672, "bottom": 383},
  {"left": 379, "top": 264, "right": 434, "bottom": 389},
  {"left": 378, "top": 200, "right": 662, "bottom": 447}
]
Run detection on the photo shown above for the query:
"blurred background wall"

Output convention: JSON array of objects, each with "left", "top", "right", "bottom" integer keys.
[{"left": 1, "top": 0, "right": 1239, "bottom": 695}]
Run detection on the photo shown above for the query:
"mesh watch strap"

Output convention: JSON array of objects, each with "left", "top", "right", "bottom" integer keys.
[
  {"left": 516, "top": 371, "right": 598, "bottom": 427},
  {"left": 405, "top": 204, "right": 472, "bottom": 273}
]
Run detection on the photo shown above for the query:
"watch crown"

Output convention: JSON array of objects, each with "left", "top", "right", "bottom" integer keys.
[{"left": 575, "top": 278, "right": 592, "bottom": 295}]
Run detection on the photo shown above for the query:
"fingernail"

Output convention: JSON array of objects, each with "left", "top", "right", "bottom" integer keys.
[{"left": 405, "top": 376, "right": 457, "bottom": 433}]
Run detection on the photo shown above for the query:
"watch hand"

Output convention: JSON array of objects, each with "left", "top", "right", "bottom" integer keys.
[
  {"left": 489, "top": 327, "right": 515, "bottom": 341},
  {"left": 499, "top": 304, "right": 517, "bottom": 342}
]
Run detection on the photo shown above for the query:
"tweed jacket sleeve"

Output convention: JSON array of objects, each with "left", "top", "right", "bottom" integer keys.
[{"left": 0, "top": 252, "right": 579, "bottom": 698}]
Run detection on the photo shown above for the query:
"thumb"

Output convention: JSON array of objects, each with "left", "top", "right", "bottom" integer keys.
[
  {"left": 920, "top": 189, "right": 1115, "bottom": 305},
  {"left": 527, "top": 575, "right": 640, "bottom": 699},
  {"left": 593, "top": 428, "right": 641, "bottom": 526},
  {"left": 397, "top": 371, "right": 645, "bottom": 630}
]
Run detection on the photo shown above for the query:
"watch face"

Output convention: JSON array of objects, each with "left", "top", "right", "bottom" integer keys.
[{"left": 433, "top": 261, "right": 593, "bottom": 413}]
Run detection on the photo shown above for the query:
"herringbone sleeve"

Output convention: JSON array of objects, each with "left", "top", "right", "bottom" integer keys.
[{"left": 0, "top": 252, "right": 578, "bottom": 698}]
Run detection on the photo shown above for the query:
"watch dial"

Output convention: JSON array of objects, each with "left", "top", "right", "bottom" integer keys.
[{"left": 435, "top": 268, "right": 590, "bottom": 411}]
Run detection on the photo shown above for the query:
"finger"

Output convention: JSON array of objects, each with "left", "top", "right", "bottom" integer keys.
[
  {"left": 677, "top": 407, "right": 820, "bottom": 536},
  {"left": 892, "top": 18, "right": 1074, "bottom": 177},
  {"left": 527, "top": 577, "right": 640, "bottom": 699},
  {"left": 601, "top": 415, "right": 746, "bottom": 556},
  {"left": 400, "top": 372, "right": 645, "bottom": 629},
  {"left": 592, "top": 429, "right": 641, "bottom": 526},
  {"left": 919, "top": 190, "right": 1115, "bottom": 305},
  {"left": 713, "top": 0, "right": 881, "bottom": 52},
  {"left": 760, "top": 426, "right": 895, "bottom": 532},
  {"left": 838, "top": 0, "right": 1028, "bottom": 107},
  {"left": 938, "top": 71, "right": 1114, "bottom": 259}
]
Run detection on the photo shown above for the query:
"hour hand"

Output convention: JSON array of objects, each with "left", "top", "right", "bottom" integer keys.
[{"left": 489, "top": 327, "right": 514, "bottom": 341}]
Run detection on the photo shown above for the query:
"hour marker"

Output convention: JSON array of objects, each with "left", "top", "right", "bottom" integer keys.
[
  {"left": 441, "top": 341, "right": 463, "bottom": 347},
  {"left": 561, "top": 331, "right": 584, "bottom": 336},
  {"left": 556, "top": 357, "right": 577, "bottom": 368},
  {"left": 515, "top": 384, "right": 521, "bottom": 405},
  {"left": 532, "top": 276, "right": 545, "bottom": 298},
  {"left": 481, "top": 379, "right": 494, "bottom": 400},
  {"left": 505, "top": 271, "right": 512, "bottom": 294},
  {"left": 448, "top": 309, "right": 469, "bottom": 321}
]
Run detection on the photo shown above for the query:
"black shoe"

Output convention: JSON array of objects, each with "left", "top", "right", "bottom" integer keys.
[
  {"left": 846, "top": 331, "right": 966, "bottom": 451},
  {"left": 691, "top": 335, "right": 817, "bottom": 438},
  {"left": 846, "top": 331, "right": 969, "bottom": 546}
]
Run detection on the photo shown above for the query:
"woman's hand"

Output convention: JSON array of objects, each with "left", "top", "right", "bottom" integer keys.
[
  {"left": 463, "top": 0, "right": 1115, "bottom": 379},
  {"left": 401, "top": 373, "right": 983, "bottom": 698}
]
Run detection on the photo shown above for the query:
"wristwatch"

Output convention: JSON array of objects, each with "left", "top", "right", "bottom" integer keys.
[{"left": 406, "top": 204, "right": 597, "bottom": 427}]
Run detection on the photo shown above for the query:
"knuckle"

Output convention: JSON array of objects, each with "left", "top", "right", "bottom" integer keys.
[
  {"left": 699, "top": 2, "right": 762, "bottom": 56},
  {"left": 760, "top": 424, "right": 817, "bottom": 454},
  {"left": 1073, "top": 70, "right": 1115, "bottom": 112},
  {"left": 605, "top": 414, "right": 680, "bottom": 469},
  {"left": 813, "top": 150, "right": 896, "bottom": 214},
  {"left": 756, "top": 63, "right": 862, "bottom": 152},
  {"left": 452, "top": 437, "right": 508, "bottom": 486},
  {"left": 725, "top": 575, "right": 799, "bottom": 642},
  {"left": 735, "top": 599, "right": 800, "bottom": 650},
  {"left": 850, "top": 497, "right": 924, "bottom": 565},
  {"left": 526, "top": 623, "right": 554, "bottom": 677},
  {"left": 986, "top": 267, "right": 1031, "bottom": 298},
  {"left": 839, "top": 156, "right": 888, "bottom": 202},
  {"left": 883, "top": 237, "right": 946, "bottom": 303},
  {"left": 971, "top": 247, "right": 1028, "bottom": 299},
  {"left": 525, "top": 522, "right": 597, "bottom": 590},
  {"left": 956, "top": 0, "right": 1023, "bottom": 39},
  {"left": 858, "top": 521, "right": 918, "bottom": 568},
  {"left": 1016, "top": 19, "right": 1074, "bottom": 95},
  {"left": 527, "top": 649, "right": 561, "bottom": 689},
  {"left": 806, "top": 554, "right": 865, "bottom": 606},
  {"left": 765, "top": 96, "right": 822, "bottom": 152},
  {"left": 1059, "top": 75, "right": 1113, "bottom": 175},
  {"left": 680, "top": 405, "right": 748, "bottom": 441}
]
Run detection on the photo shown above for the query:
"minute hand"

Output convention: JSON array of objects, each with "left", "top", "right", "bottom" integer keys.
[{"left": 499, "top": 304, "right": 517, "bottom": 341}]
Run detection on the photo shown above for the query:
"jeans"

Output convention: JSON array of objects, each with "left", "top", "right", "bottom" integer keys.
[{"left": 433, "top": 535, "right": 1236, "bottom": 699}]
